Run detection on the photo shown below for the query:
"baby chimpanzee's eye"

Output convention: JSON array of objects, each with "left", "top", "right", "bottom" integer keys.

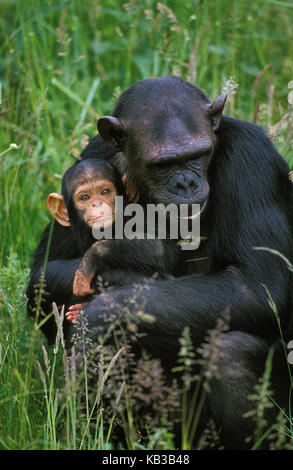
[
  {"left": 79, "top": 194, "right": 90, "bottom": 201},
  {"left": 101, "top": 188, "right": 110, "bottom": 195}
]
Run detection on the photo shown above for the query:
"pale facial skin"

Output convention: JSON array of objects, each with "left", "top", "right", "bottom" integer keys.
[{"left": 73, "top": 178, "right": 117, "bottom": 229}]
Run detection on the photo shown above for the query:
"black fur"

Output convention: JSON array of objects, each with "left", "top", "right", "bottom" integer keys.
[
  {"left": 26, "top": 155, "right": 183, "bottom": 343},
  {"left": 26, "top": 77, "right": 293, "bottom": 448}
]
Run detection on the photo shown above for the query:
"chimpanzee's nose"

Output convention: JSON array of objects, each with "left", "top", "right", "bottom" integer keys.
[
  {"left": 167, "top": 173, "right": 198, "bottom": 197},
  {"left": 92, "top": 199, "right": 102, "bottom": 207}
]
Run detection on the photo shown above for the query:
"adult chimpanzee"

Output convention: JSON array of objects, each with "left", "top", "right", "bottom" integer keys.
[{"left": 27, "top": 76, "right": 293, "bottom": 448}]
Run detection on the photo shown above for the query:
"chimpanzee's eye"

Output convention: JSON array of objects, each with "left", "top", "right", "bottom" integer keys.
[
  {"left": 79, "top": 194, "right": 90, "bottom": 201},
  {"left": 101, "top": 188, "right": 110, "bottom": 195}
]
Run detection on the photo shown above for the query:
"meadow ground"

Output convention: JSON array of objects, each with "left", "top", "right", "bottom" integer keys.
[{"left": 0, "top": 0, "right": 293, "bottom": 450}]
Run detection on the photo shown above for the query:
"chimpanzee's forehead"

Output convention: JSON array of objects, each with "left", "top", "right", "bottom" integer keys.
[
  {"left": 125, "top": 104, "right": 214, "bottom": 162},
  {"left": 71, "top": 171, "right": 105, "bottom": 191},
  {"left": 63, "top": 160, "right": 119, "bottom": 196},
  {"left": 124, "top": 95, "right": 209, "bottom": 128}
]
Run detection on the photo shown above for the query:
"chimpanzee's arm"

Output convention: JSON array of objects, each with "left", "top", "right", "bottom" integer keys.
[
  {"left": 70, "top": 253, "right": 292, "bottom": 361},
  {"left": 77, "top": 238, "right": 180, "bottom": 278}
]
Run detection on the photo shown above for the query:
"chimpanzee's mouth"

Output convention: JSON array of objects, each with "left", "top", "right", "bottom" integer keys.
[
  {"left": 88, "top": 214, "right": 113, "bottom": 228},
  {"left": 153, "top": 197, "right": 208, "bottom": 225},
  {"left": 88, "top": 212, "right": 113, "bottom": 223},
  {"left": 90, "top": 216, "right": 108, "bottom": 221},
  {"left": 182, "top": 197, "right": 208, "bottom": 220}
]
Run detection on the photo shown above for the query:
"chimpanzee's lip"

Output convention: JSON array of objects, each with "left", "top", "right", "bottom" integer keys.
[
  {"left": 180, "top": 197, "right": 208, "bottom": 220},
  {"left": 88, "top": 215, "right": 110, "bottom": 223}
]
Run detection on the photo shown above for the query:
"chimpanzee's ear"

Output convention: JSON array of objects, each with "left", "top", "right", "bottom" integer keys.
[
  {"left": 97, "top": 116, "right": 126, "bottom": 151},
  {"left": 207, "top": 93, "right": 227, "bottom": 131},
  {"left": 121, "top": 174, "right": 139, "bottom": 203},
  {"left": 47, "top": 193, "right": 71, "bottom": 227}
]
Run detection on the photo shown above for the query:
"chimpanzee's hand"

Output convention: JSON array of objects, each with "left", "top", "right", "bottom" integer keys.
[
  {"left": 73, "top": 269, "right": 95, "bottom": 296},
  {"left": 68, "top": 280, "right": 180, "bottom": 358},
  {"left": 66, "top": 302, "right": 89, "bottom": 323}
]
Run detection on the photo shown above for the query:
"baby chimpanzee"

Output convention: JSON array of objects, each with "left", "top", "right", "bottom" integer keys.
[{"left": 47, "top": 158, "right": 184, "bottom": 323}]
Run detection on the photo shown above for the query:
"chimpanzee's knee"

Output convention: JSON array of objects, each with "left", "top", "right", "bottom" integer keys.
[{"left": 205, "top": 330, "right": 278, "bottom": 449}]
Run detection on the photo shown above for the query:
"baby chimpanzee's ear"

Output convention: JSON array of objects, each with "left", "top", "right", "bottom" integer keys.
[{"left": 47, "top": 193, "right": 71, "bottom": 227}]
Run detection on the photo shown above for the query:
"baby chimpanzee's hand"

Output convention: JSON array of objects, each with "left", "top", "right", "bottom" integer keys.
[
  {"left": 73, "top": 269, "right": 95, "bottom": 296},
  {"left": 66, "top": 302, "right": 89, "bottom": 323}
]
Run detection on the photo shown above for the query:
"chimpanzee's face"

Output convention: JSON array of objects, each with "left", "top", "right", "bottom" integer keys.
[
  {"left": 123, "top": 120, "right": 213, "bottom": 208},
  {"left": 73, "top": 176, "right": 117, "bottom": 228},
  {"left": 97, "top": 76, "right": 226, "bottom": 210}
]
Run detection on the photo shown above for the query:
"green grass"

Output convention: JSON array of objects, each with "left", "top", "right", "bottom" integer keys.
[{"left": 0, "top": 0, "right": 293, "bottom": 450}]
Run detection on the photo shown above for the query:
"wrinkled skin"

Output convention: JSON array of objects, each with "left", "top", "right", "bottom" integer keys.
[{"left": 97, "top": 77, "right": 226, "bottom": 209}]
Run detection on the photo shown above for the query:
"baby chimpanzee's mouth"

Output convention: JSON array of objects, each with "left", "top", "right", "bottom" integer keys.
[{"left": 89, "top": 215, "right": 106, "bottom": 222}]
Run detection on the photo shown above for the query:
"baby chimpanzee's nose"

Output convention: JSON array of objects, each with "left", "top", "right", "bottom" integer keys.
[{"left": 92, "top": 199, "right": 103, "bottom": 207}]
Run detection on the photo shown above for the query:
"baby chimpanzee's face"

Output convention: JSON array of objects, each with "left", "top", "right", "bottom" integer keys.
[
  {"left": 47, "top": 159, "right": 122, "bottom": 235},
  {"left": 73, "top": 177, "right": 117, "bottom": 228}
]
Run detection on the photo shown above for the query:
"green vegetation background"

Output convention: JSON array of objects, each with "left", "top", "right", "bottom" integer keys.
[{"left": 0, "top": 0, "right": 293, "bottom": 450}]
